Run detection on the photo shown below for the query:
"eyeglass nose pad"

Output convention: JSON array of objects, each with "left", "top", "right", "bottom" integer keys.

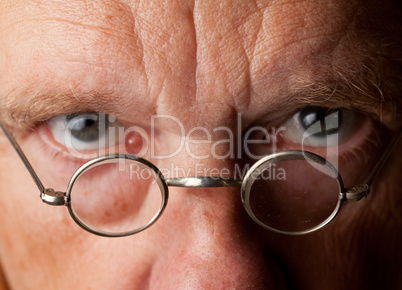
[
  {"left": 41, "top": 188, "right": 66, "bottom": 206},
  {"left": 166, "top": 176, "right": 242, "bottom": 188},
  {"left": 346, "top": 184, "right": 370, "bottom": 200}
]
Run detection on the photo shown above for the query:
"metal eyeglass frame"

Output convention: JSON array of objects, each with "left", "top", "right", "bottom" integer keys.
[{"left": 0, "top": 121, "right": 401, "bottom": 237}]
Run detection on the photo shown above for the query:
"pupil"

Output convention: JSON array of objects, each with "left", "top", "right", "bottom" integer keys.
[
  {"left": 67, "top": 113, "right": 107, "bottom": 142},
  {"left": 299, "top": 108, "right": 342, "bottom": 137}
]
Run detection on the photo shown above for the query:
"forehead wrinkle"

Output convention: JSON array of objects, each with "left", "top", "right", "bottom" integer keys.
[
  {"left": 238, "top": 56, "right": 400, "bottom": 129},
  {"left": 0, "top": 1, "right": 164, "bottom": 122},
  {"left": 244, "top": 1, "right": 401, "bottom": 122},
  {"left": 185, "top": 1, "right": 267, "bottom": 116},
  {"left": 1, "top": 0, "right": 400, "bottom": 133},
  {"left": 0, "top": 0, "right": 147, "bottom": 74}
]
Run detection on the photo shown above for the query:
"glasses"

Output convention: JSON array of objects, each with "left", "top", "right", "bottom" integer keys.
[{"left": 0, "top": 121, "right": 400, "bottom": 237}]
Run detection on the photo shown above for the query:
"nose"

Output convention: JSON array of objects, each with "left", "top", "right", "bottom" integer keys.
[{"left": 147, "top": 185, "right": 286, "bottom": 289}]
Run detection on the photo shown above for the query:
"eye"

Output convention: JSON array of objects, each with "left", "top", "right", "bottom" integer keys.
[
  {"left": 281, "top": 107, "right": 363, "bottom": 148},
  {"left": 244, "top": 107, "right": 367, "bottom": 160},
  {"left": 47, "top": 113, "right": 119, "bottom": 151}
]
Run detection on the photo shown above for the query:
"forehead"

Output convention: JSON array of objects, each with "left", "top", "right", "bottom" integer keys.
[{"left": 0, "top": 0, "right": 399, "bottom": 129}]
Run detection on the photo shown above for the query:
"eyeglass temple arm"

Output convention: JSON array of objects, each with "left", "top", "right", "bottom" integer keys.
[
  {"left": 366, "top": 129, "right": 401, "bottom": 187},
  {"left": 346, "top": 129, "right": 401, "bottom": 200},
  {"left": 0, "top": 122, "right": 46, "bottom": 193},
  {"left": 2, "top": 120, "right": 400, "bottom": 195}
]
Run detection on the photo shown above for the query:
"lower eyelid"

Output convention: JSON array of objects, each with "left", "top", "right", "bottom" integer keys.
[
  {"left": 33, "top": 114, "right": 382, "bottom": 183},
  {"left": 39, "top": 124, "right": 103, "bottom": 164},
  {"left": 39, "top": 121, "right": 151, "bottom": 164},
  {"left": 314, "top": 118, "right": 375, "bottom": 159},
  {"left": 302, "top": 119, "right": 384, "bottom": 186},
  {"left": 282, "top": 118, "right": 375, "bottom": 161},
  {"left": 336, "top": 119, "right": 382, "bottom": 162},
  {"left": 251, "top": 118, "right": 384, "bottom": 188},
  {"left": 247, "top": 116, "right": 377, "bottom": 163},
  {"left": 17, "top": 131, "right": 85, "bottom": 190}
]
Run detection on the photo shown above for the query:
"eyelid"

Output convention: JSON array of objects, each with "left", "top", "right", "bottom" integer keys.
[
  {"left": 244, "top": 107, "right": 372, "bottom": 159},
  {"left": 41, "top": 113, "right": 119, "bottom": 159},
  {"left": 40, "top": 112, "right": 153, "bottom": 164},
  {"left": 257, "top": 105, "right": 376, "bottom": 131}
]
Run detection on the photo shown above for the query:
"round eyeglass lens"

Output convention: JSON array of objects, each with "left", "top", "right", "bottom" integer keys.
[
  {"left": 242, "top": 151, "right": 343, "bottom": 234},
  {"left": 67, "top": 156, "right": 167, "bottom": 237}
]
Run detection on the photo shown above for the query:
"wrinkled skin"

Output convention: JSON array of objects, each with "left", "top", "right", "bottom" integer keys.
[{"left": 0, "top": 0, "right": 401, "bottom": 289}]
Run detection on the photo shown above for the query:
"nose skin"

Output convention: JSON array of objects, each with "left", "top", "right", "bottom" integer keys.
[{"left": 146, "top": 187, "right": 286, "bottom": 289}]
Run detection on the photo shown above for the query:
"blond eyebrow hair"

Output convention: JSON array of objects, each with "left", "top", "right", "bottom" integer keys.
[
  {"left": 285, "top": 57, "right": 401, "bottom": 126},
  {"left": 0, "top": 86, "right": 125, "bottom": 131},
  {"left": 0, "top": 63, "right": 400, "bottom": 133}
]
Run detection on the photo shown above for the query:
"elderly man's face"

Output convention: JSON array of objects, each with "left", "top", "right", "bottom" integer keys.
[{"left": 0, "top": 0, "right": 401, "bottom": 288}]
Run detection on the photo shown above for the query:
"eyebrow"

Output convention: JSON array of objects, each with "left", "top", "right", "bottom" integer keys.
[
  {"left": 0, "top": 71, "right": 399, "bottom": 132},
  {"left": 0, "top": 87, "right": 125, "bottom": 131},
  {"left": 285, "top": 69, "right": 399, "bottom": 125}
]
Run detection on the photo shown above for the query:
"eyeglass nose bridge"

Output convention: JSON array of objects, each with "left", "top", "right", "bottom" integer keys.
[
  {"left": 1, "top": 119, "right": 400, "bottom": 237},
  {"left": 166, "top": 177, "right": 242, "bottom": 188},
  {"left": 35, "top": 150, "right": 359, "bottom": 237}
]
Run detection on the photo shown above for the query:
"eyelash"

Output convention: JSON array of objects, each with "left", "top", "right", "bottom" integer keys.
[
  {"left": 34, "top": 109, "right": 384, "bottom": 178},
  {"left": 38, "top": 124, "right": 91, "bottom": 168},
  {"left": 38, "top": 116, "right": 151, "bottom": 166},
  {"left": 337, "top": 120, "right": 382, "bottom": 166}
]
